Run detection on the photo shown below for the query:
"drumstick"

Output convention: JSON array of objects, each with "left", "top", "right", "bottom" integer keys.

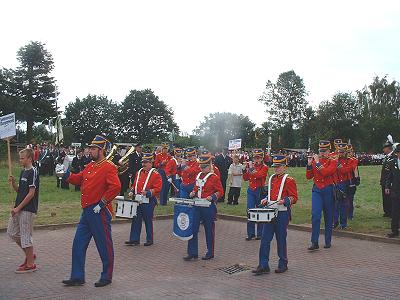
[{"left": 170, "top": 181, "right": 179, "bottom": 192}]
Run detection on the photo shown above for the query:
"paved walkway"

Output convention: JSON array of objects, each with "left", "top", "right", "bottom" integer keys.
[{"left": 1, "top": 219, "right": 399, "bottom": 300}]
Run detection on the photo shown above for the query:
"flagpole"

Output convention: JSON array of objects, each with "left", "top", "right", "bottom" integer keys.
[{"left": 55, "top": 85, "right": 59, "bottom": 145}]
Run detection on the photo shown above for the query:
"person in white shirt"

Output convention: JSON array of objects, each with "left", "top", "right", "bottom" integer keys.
[{"left": 227, "top": 155, "right": 245, "bottom": 205}]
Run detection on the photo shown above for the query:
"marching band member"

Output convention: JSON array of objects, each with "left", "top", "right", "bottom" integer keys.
[
  {"left": 179, "top": 148, "right": 200, "bottom": 198},
  {"left": 333, "top": 143, "right": 353, "bottom": 229},
  {"left": 306, "top": 140, "right": 337, "bottom": 251},
  {"left": 125, "top": 152, "right": 162, "bottom": 246},
  {"left": 201, "top": 150, "right": 221, "bottom": 178},
  {"left": 347, "top": 144, "right": 358, "bottom": 219},
  {"left": 385, "top": 144, "right": 400, "bottom": 238},
  {"left": 154, "top": 143, "right": 171, "bottom": 206},
  {"left": 184, "top": 154, "right": 224, "bottom": 261},
  {"left": 253, "top": 155, "right": 298, "bottom": 275},
  {"left": 243, "top": 149, "right": 269, "bottom": 241},
  {"left": 62, "top": 135, "right": 121, "bottom": 287},
  {"left": 165, "top": 147, "right": 183, "bottom": 197}
]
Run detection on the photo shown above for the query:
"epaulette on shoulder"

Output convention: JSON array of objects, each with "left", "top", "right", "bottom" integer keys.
[
  {"left": 105, "top": 160, "right": 118, "bottom": 168},
  {"left": 153, "top": 169, "right": 159, "bottom": 174}
]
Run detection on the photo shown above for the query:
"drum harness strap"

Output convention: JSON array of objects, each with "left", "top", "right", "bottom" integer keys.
[
  {"left": 196, "top": 172, "right": 215, "bottom": 199},
  {"left": 267, "top": 174, "right": 288, "bottom": 211},
  {"left": 135, "top": 168, "right": 155, "bottom": 195},
  {"left": 172, "top": 157, "right": 181, "bottom": 179}
]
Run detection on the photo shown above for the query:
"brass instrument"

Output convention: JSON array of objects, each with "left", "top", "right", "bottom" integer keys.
[
  {"left": 106, "top": 145, "right": 119, "bottom": 161},
  {"left": 117, "top": 145, "right": 136, "bottom": 174},
  {"left": 106, "top": 144, "right": 135, "bottom": 174}
]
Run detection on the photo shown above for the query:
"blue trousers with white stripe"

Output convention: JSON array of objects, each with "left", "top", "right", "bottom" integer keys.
[
  {"left": 187, "top": 204, "right": 217, "bottom": 257},
  {"left": 259, "top": 211, "right": 289, "bottom": 269},
  {"left": 71, "top": 204, "right": 114, "bottom": 281},
  {"left": 129, "top": 198, "right": 156, "bottom": 243},
  {"left": 311, "top": 184, "right": 334, "bottom": 246},
  {"left": 247, "top": 187, "right": 263, "bottom": 238}
]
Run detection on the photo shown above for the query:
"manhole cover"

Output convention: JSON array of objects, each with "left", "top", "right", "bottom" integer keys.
[{"left": 217, "top": 264, "right": 251, "bottom": 275}]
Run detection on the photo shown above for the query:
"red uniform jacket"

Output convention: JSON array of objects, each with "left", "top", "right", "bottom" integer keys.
[
  {"left": 68, "top": 159, "right": 121, "bottom": 213},
  {"left": 181, "top": 160, "right": 201, "bottom": 185},
  {"left": 243, "top": 163, "right": 269, "bottom": 190},
  {"left": 165, "top": 157, "right": 179, "bottom": 178},
  {"left": 306, "top": 158, "right": 337, "bottom": 189},
  {"left": 269, "top": 174, "right": 298, "bottom": 205},
  {"left": 193, "top": 172, "right": 224, "bottom": 199},
  {"left": 132, "top": 168, "right": 162, "bottom": 198},
  {"left": 154, "top": 153, "right": 171, "bottom": 171},
  {"left": 212, "top": 164, "right": 221, "bottom": 178},
  {"left": 334, "top": 157, "right": 354, "bottom": 183}
]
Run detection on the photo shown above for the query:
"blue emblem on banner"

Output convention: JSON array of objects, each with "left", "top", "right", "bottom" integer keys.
[{"left": 173, "top": 204, "right": 194, "bottom": 240}]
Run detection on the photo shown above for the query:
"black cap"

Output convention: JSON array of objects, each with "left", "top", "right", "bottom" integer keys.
[{"left": 135, "top": 142, "right": 142, "bottom": 147}]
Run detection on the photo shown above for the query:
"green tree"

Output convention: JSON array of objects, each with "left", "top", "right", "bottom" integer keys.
[
  {"left": 0, "top": 68, "right": 18, "bottom": 116},
  {"left": 64, "top": 94, "right": 119, "bottom": 144},
  {"left": 259, "top": 70, "right": 308, "bottom": 147},
  {"left": 13, "top": 41, "right": 57, "bottom": 143},
  {"left": 117, "top": 89, "right": 179, "bottom": 143},
  {"left": 355, "top": 76, "right": 400, "bottom": 151},
  {"left": 194, "top": 112, "right": 255, "bottom": 150}
]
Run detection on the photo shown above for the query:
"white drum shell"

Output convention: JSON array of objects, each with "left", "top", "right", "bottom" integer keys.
[
  {"left": 116, "top": 199, "right": 138, "bottom": 219},
  {"left": 248, "top": 208, "right": 277, "bottom": 223}
]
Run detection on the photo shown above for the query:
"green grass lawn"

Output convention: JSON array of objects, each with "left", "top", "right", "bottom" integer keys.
[{"left": 0, "top": 162, "right": 390, "bottom": 236}]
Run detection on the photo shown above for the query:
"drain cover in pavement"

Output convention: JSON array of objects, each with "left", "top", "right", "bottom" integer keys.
[{"left": 217, "top": 264, "right": 251, "bottom": 275}]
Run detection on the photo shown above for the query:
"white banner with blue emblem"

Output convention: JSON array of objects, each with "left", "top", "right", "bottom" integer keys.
[{"left": 173, "top": 204, "right": 194, "bottom": 241}]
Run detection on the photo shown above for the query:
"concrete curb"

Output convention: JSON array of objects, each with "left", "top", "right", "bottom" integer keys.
[
  {"left": 217, "top": 214, "right": 400, "bottom": 245},
  {"left": 1, "top": 213, "right": 399, "bottom": 245}
]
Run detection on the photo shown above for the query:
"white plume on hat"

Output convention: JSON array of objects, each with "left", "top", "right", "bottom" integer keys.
[{"left": 387, "top": 134, "right": 393, "bottom": 144}]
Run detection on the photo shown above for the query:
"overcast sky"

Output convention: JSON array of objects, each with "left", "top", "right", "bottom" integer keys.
[{"left": 1, "top": 0, "right": 400, "bottom": 134}]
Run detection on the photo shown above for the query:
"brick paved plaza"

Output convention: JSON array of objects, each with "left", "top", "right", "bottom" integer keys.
[{"left": 1, "top": 219, "right": 399, "bottom": 300}]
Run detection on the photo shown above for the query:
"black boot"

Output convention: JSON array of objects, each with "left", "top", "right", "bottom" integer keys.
[{"left": 307, "top": 243, "right": 319, "bottom": 251}]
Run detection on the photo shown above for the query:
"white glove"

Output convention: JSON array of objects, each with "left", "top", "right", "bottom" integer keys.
[
  {"left": 167, "top": 178, "right": 173, "bottom": 183},
  {"left": 93, "top": 204, "right": 101, "bottom": 213}
]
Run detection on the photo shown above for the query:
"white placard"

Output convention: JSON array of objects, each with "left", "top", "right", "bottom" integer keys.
[
  {"left": 228, "top": 139, "right": 242, "bottom": 150},
  {"left": 0, "top": 113, "right": 16, "bottom": 139},
  {"left": 71, "top": 142, "right": 82, "bottom": 147}
]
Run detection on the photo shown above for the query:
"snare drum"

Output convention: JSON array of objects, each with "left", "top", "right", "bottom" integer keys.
[
  {"left": 247, "top": 208, "right": 277, "bottom": 223},
  {"left": 115, "top": 197, "right": 138, "bottom": 219}
]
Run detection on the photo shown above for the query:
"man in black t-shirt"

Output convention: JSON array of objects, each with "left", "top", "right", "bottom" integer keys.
[{"left": 7, "top": 148, "right": 40, "bottom": 274}]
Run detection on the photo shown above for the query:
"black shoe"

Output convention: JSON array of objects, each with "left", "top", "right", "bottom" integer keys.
[
  {"left": 62, "top": 279, "right": 85, "bottom": 286},
  {"left": 227, "top": 202, "right": 232, "bottom": 205},
  {"left": 183, "top": 255, "right": 198, "bottom": 261},
  {"left": 255, "top": 236, "right": 261, "bottom": 240},
  {"left": 94, "top": 279, "right": 112, "bottom": 287},
  {"left": 387, "top": 232, "right": 399, "bottom": 238},
  {"left": 252, "top": 266, "right": 270, "bottom": 275},
  {"left": 324, "top": 244, "right": 331, "bottom": 249},
  {"left": 245, "top": 236, "right": 254, "bottom": 241},
  {"left": 144, "top": 241, "right": 153, "bottom": 246},
  {"left": 275, "top": 266, "right": 288, "bottom": 273},
  {"left": 201, "top": 254, "right": 214, "bottom": 260},
  {"left": 333, "top": 221, "right": 339, "bottom": 229},
  {"left": 233, "top": 202, "right": 239, "bottom": 205},
  {"left": 383, "top": 213, "right": 391, "bottom": 218},
  {"left": 308, "top": 243, "right": 319, "bottom": 251},
  {"left": 125, "top": 241, "right": 139, "bottom": 246}
]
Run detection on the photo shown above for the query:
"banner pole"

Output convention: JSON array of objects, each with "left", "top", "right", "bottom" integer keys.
[{"left": 7, "top": 137, "right": 12, "bottom": 176}]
